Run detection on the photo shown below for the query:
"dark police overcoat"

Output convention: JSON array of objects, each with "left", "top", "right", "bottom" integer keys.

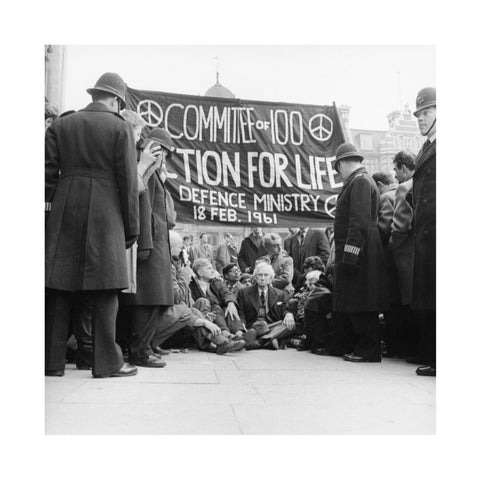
[
  {"left": 45, "top": 102, "right": 139, "bottom": 291},
  {"left": 333, "top": 167, "right": 389, "bottom": 313},
  {"left": 121, "top": 170, "right": 174, "bottom": 306},
  {"left": 411, "top": 139, "right": 436, "bottom": 310}
]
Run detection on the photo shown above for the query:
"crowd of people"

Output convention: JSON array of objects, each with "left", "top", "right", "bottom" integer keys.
[{"left": 45, "top": 72, "right": 436, "bottom": 378}]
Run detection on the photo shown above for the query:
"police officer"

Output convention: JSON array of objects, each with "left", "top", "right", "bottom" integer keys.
[
  {"left": 329, "top": 143, "right": 388, "bottom": 362},
  {"left": 45, "top": 72, "right": 139, "bottom": 378},
  {"left": 411, "top": 87, "right": 436, "bottom": 377}
]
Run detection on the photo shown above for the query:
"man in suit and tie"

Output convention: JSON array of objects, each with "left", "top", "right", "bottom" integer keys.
[
  {"left": 284, "top": 227, "right": 330, "bottom": 286},
  {"left": 410, "top": 87, "right": 436, "bottom": 377},
  {"left": 236, "top": 262, "right": 299, "bottom": 349}
]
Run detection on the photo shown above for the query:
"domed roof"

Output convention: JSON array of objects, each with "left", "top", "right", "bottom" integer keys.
[{"left": 204, "top": 73, "right": 235, "bottom": 99}]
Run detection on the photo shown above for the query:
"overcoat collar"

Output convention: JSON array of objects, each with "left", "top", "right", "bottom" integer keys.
[
  {"left": 338, "top": 166, "right": 367, "bottom": 199},
  {"left": 414, "top": 139, "right": 436, "bottom": 176},
  {"left": 81, "top": 102, "right": 121, "bottom": 115}
]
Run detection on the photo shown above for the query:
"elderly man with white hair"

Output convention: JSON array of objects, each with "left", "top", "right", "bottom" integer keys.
[{"left": 236, "top": 262, "right": 300, "bottom": 350}]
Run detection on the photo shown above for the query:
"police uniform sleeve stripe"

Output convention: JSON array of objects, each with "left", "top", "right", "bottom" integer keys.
[
  {"left": 344, "top": 244, "right": 360, "bottom": 255},
  {"left": 45, "top": 202, "right": 52, "bottom": 212}
]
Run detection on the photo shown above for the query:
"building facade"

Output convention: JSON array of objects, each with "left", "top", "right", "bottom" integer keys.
[{"left": 344, "top": 104, "right": 425, "bottom": 175}]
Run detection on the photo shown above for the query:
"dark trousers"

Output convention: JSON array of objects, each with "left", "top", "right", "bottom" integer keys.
[
  {"left": 45, "top": 289, "right": 124, "bottom": 376},
  {"left": 127, "top": 305, "right": 169, "bottom": 361},
  {"left": 415, "top": 309, "right": 436, "bottom": 368},
  {"left": 152, "top": 306, "right": 191, "bottom": 349},
  {"left": 303, "top": 309, "right": 330, "bottom": 351},
  {"left": 70, "top": 295, "right": 93, "bottom": 368},
  {"left": 329, "top": 312, "right": 381, "bottom": 361},
  {"left": 385, "top": 305, "right": 420, "bottom": 358}
]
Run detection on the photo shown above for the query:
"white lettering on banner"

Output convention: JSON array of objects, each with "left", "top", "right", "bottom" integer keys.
[
  {"left": 155, "top": 102, "right": 329, "bottom": 145},
  {"left": 179, "top": 185, "right": 247, "bottom": 209},
  {"left": 253, "top": 194, "right": 323, "bottom": 212},
  {"left": 222, "top": 151, "right": 241, "bottom": 187},
  {"left": 325, "top": 156, "right": 344, "bottom": 188},
  {"left": 270, "top": 109, "right": 304, "bottom": 145},
  {"left": 176, "top": 148, "right": 341, "bottom": 190},
  {"left": 184, "top": 105, "right": 200, "bottom": 140},
  {"left": 201, "top": 151, "right": 222, "bottom": 186},
  {"left": 164, "top": 103, "right": 184, "bottom": 139},
  {"left": 258, "top": 152, "right": 275, "bottom": 187}
]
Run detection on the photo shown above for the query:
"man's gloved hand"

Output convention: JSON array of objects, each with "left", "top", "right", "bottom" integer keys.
[
  {"left": 126, "top": 236, "right": 138, "bottom": 249},
  {"left": 137, "top": 249, "right": 151, "bottom": 262}
]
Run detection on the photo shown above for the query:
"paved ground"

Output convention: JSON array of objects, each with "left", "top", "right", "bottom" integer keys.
[{"left": 45, "top": 349, "right": 435, "bottom": 434}]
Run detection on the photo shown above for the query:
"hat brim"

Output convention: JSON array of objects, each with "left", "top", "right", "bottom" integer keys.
[
  {"left": 414, "top": 101, "right": 436, "bottom": 117},
  {"left": 86, "top": 87, "right": 126, "bottom": 109},
  {"left": 336, "top": 152, "right": 364, "bottom": 162},
  {"left": 142, "top": 137, "right": 175, "bottom": 153}
]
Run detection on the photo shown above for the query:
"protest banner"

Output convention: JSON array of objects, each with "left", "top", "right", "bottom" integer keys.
[{"left": 126, "top": 87, "right": 346, "bottom": 226}]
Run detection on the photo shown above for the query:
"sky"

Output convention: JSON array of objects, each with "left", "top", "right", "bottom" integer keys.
[{"left": 63, "top": 45, "right": 435, "bottom": 131}]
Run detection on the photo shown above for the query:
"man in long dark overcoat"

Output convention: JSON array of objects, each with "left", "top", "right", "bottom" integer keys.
[
  {"left": 390, "top": 150, "right": 418, "bottom": 359},
  {"left": 410, "top": 87, "right": 437, "bottom": 376},
  {"left": 330, "top": 143, "right": 388, "bottom": 362},
  {"left": 45, "top": 72, "right": 139, "bottom": 378},
  {"left": 121, "top": 128, "right": 175, "bottom": 367}
]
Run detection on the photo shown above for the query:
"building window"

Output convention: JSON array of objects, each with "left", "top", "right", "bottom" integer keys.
[
  {"left": 359, "top": 134, "right": 374, "bottom": 151},
  {"left": 398, "top": 136, "right": 404, "bottom": 148}
]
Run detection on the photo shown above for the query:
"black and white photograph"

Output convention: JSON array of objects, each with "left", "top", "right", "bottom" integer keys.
[
  {"left": 3, "top": 0, "right": 478, "bottom": 477},
  {"left": 43, "top": 42, "right": 438, "bottom": 434}
]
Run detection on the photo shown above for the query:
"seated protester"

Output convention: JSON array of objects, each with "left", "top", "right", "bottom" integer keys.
[
  {"left": 223, "top": 264, "right": 242, "bottom": 298},
  {"left": 263, "top": 233, "right": 295, "bottom": 298},
  {"left": 295, "top": 256, "right": 325, "bottom": 293},
  {"left": 152, "top": 231, "right": 245, "bottom": 355},
  {"left": 190, "top": 258, "right": 242, "bottom": 336},
  {"left": 239, "top": 273, "right": 252, "bottom": 288},
  {"left": 236, "top": 262, "right": 301, "bottom": 350},
  {"left": 294, "top": 270, "right": 333, "bottom": 355}
]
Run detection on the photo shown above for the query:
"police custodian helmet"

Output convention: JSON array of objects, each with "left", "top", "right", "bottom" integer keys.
[
  {"left": 414, "top": 87, "right": 436, "bottom": 117},
  {"left": 333, "top": 142, "right": 364, "bottom": 172},
  {"left": 87, "top": 72, "right": 127, "bottom": 109}
]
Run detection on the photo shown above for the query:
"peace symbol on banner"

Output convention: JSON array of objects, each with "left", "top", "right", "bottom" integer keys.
[
  {"left": 308, "top": 113, "right": 334, "bottom": 142},
  {"left": 324, "top": 194, "right": 338, "bottom": 218},
  {"left": 137, "top": 100, "right": 163, "bottom": 127}
]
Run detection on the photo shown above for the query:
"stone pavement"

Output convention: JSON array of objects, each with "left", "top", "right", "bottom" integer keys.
[{"left": 45, "top": 349, "right": 435, "bottom": 434}]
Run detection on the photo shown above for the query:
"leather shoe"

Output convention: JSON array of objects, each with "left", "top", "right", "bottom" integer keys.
[
  {"left": 343, "top": 353, "right": 381, "bottom": 363},
  {"left": 312, "top": 348, "right": 329, "bottom": 356},
  {"left": 245, "top": 340, "right": 262, "bottom": 350},
  {"left": 416, "top": 366, "right": 436, "bottom": 376},
  {"left": 263, "top": 338, "right": 279, "bottom": 350},
  {"left": 93, "top": 363, "right": 138, "bottom": 378},
  {"left": 242, "top": 329, "right": 257, "bottom": 344},
  {"left": 216, "top": 339, "right": 246, "bottom": 355},
  {"left": 132, "top": 355, "right": 167, "bottom": 368},
  {"left": 153, "top": 346, "right": 170, "bottom": 355},
  {"left": 45, "top": 369, "right": 64, "bottom": 377}
]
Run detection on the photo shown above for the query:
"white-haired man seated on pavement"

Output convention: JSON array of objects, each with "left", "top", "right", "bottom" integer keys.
[
  {"left": 151, "top": 231, "right": 246, "bottom": 355},
  {"left": 236, "top": 262, "right": 302, "bottom": 350}
]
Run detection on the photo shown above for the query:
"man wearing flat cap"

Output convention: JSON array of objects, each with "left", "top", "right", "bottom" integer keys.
[
  {"left": 410, "top": 87, "right": 436, "bottom": 377},
  {"left": 329, "top": 143, "right": 388, "bottom": 362},
  {"left": 121, "top": 128, "right": 176, "bottom": 368}
]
